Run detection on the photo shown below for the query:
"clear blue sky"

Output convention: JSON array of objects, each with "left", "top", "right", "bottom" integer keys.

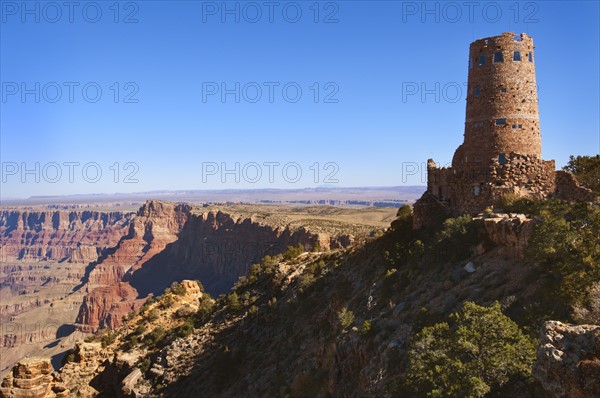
[{"left": 1, "top": 0, "right": 599, "bottom": 198}]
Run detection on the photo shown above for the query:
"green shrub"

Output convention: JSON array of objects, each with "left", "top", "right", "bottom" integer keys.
[
  {"left": 176, "top": 319, "right": 195, "bottom": 338},
  {"left": 496, "top": 194, "right": 537, "bottom": 214},
  {"left": 144, "top": 326, "right": 167, "bottom": 348},
  {"left": 139, "top": 357, "right": 151, "bottom": 373},
  {"left": 195, "top": 297, "right": 216, "bottom": 326},
  {"left": 64, "top": 352, "right": 76, "bottom": 364},
  {"left": 227, "top": 292, "right": 242, "bottom": 311},
  {"left": 127, "top": 335, "right": 139, "bottom": 347},
  {"left": 381, "top": 269, "right": 399, "bottom": 300},
  {"left": 337, "top": 307, "right": 354, "bottom": 330},
  {"left": 134, "top": 323, "right": 147, "bottom": 335},
  {"left": 268, "top": 297, "right": 277, "bottom": 307},
  {"left": 406, "top": 302, "right": 536, "bottom": 397},
  {"left": 249, "top": 255, "right": 279, "bottom": 279},
  {"left": 99, "top": 331, "right": 116, "bottom": 348},
  {"left": 526, "top": 201, "right": 600, "bottom": 305},
  {"left": 360, "top": 320, "right": 372, "bottom": 335},
  {"left": 147, "top": 310, "right": 159, "bottom": 322},
  {"left": 175, "top": 303, "right": 195, "bottom": 318},
  {"left": 160, "top": 295, "right": 173, "bottom": 309},
  {"left": 431, "top": 215, "right": 479, "bottom": 262},
  {"left": 390, "top": 204, "right": 413, "bottom": 235},
  {"left": 139, "top": 297, "right": 155, "bottom": 314},
  {"left": 283, "top": 244, "right": 304, "bottom": 261},
  {"left": 171, "top": 281, "right": 187, "bottom": 296},
  {"left": 298, "top": 273, "right": 316, "bottom": 292},
  {"left": 396, "top": 204, "right": 413, "bottom": 219},
  {"left": 563, "top": 154, "right": 600, "bottom": 194}
]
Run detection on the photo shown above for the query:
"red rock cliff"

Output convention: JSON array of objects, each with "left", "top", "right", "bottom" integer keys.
[
  {"left": 75, "top": 201, "right": 350, "bottom": 331},
  {"left": 0, "top": 210, "right": 134, "bottom": 263}
]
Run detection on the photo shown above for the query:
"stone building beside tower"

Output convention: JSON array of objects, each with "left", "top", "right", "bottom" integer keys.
[{"left": 413, "top": 32, "right": 596, "bottom": 228}]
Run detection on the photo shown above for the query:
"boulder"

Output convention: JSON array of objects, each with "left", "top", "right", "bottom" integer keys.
[{"left": 534, "top": 321, "right": 600, "bottom": 397}]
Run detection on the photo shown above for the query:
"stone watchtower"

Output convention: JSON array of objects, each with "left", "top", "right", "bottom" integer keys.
[
  {"left": 458, "top": 32, "right": 540, "bottom": 171},
  {"left": 413, "top": 32, "right": 595, "bottom": 228}
]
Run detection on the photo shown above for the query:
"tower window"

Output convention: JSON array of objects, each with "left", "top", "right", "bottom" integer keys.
[
  {"left": 513, "top": 51, "right": 521, "bottom": 61},
  {"left": 478, "top": 54, "right": 486, "bottom": 67},
  {"left": 469, "top": 58, "right": 474, "bottom": 69},
  {"left": 495, "top": 118, "right": 506, "bottom": 126},
  {"left": 500, "top": 87, "right": 507, "bottom": 93},
  {"left": 518, "top": 124, "right": 522, "bottom": 128},
  {"left": 528, "top": 52, "right": 533, "bottom": 62},
  {"left": 499, "top": 153, "right": 507, "bottom": 164},
  {"left": 474, "top": 87, "right": 481, "bottom": 97},
  {"left": 512, "top": 124, "right": 516, "bottom": 128},
  {"left": 473, "top": 186, "right": 481, "bottom": 196},
  {"left": 494, "top": 52, "right": 504, "bottom": 63}
]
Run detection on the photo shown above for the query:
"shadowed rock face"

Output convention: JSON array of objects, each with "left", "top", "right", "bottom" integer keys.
[{"left": 534, "top": 321, "right": 600, "bottom": 398}]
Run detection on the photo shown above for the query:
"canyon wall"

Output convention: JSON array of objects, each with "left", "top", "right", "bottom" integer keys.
[
  {"left": 0, "top": 210, "right": 134, "bottom": 264},
  {"left": 75, "top": 201, "right": 354, "bottom": 331},
  {"left": 0, "top": 209, "right": 134, "bottom": 374}
]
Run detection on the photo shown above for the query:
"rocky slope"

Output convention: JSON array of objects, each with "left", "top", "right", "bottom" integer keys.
[
  {"left": 5, "top": 209, "right": 583, "bottom": 397},
  {"left": 4, "top": 201, "right": 596, "bottom": 397}
]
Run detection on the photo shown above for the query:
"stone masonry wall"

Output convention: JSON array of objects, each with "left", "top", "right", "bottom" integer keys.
[
  {"left": 488, "top": 153, "right": 556, "bottom": 203},
  {"left": 425, "top": 153, "right": 557, "bottom": 217},
  {"left": 555, "top": 170, "right": 597, "bottom": 202}
]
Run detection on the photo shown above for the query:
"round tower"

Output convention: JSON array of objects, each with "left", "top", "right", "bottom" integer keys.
[{"left": 453, "top": 32, "right": 540, "bottom": 169}]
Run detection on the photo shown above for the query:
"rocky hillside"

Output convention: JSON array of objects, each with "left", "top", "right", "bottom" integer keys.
[{"left": 3, "top": 198, "right": 597, "bottom": 397}]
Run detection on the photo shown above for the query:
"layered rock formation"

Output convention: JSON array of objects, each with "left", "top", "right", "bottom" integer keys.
[
  {"left": 75, "top": 201, "right": 362, "bottom": 331},
  {"left": 0, "top": 210, "right": 134, "bottom": 374},
  {"left": 0, "top": 210, "right": 134, "bottom": 264},
  {"left": 0, "top": 358, "right": 55, "bottom": 398},
  {"left": 534, "top": 321, "right": 600, "bottom": 398}
]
